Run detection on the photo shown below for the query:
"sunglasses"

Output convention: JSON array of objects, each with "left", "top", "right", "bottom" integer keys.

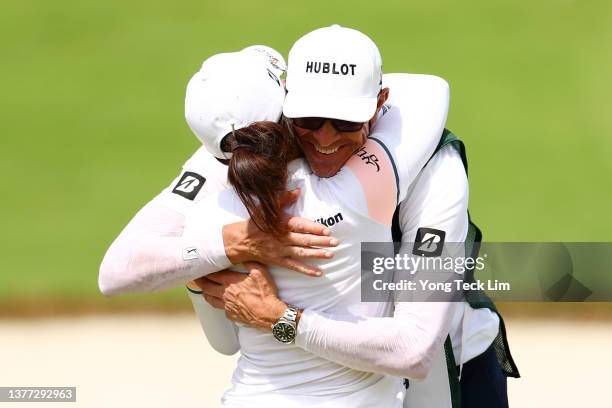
[{"left": 291, "top": 117, "right": 365, "bottom": 133}]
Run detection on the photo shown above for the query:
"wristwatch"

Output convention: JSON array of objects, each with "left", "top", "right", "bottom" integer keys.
[{"left": 271, "top": 305, "right": 299, "bottom": 344}]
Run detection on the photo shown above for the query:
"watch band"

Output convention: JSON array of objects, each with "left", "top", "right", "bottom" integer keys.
[{"left": 282, "top": 305, "right": 299, "bottom": 323}]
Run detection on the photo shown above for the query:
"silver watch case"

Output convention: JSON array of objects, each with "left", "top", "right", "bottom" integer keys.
[{"left": 271, "top": 305, "right": 298, "bottom": 344}]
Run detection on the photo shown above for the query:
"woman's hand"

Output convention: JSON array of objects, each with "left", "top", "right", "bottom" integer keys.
[
  {"left": 193, "top": 262, "right": 288, "bottom": 331},
  {"left": 222, "top": 189, "right": 339, "bottom": 277}
]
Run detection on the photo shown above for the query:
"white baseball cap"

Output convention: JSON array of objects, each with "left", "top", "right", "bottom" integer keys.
[
  {"left": 185, "top": 46, "right": 286, "bottom": 159},
  {"left": 240, "top": 45, "right": 287, "bottom": 78},
  {"left": 283, "top": 25, "right": 383, "bottom": 122}
]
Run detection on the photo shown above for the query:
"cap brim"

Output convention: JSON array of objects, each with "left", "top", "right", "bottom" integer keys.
[{"left": 283, "top": 92, "right": 378, "bottom": 122}]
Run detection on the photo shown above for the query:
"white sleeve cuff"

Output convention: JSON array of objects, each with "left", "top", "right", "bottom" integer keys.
[
  {"left": 187, "top": 221, "right": 231, "bottom": 273},
  {"left": 295, "top": 309, "right": 324, "bottom": 348}
]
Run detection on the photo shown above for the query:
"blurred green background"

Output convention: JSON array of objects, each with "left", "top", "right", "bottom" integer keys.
[{"left": 1, "top": 0, "right": 611, "bottom": 314}]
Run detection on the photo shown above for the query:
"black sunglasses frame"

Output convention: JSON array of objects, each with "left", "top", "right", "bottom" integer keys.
[{"left": 291, "top": 117, "right": 366, "bottom": 133}]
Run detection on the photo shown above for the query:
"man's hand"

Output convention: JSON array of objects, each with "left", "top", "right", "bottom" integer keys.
[
  {"left": 222, "top": 189, "right": 339, "bottom": 276},
  {"left": 191, "top": 270, "right": 246, "bottom": 310},
  {"left": 194, "top": 262, "right": 288, "bottom": 332}
]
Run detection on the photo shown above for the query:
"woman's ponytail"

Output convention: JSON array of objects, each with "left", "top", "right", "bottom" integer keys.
[{"left": 227, "top": 121, "right": 299, "bottom": 236}]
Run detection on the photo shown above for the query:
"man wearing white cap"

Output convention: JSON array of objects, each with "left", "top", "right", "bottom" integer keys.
[
  {"left": 282, "top": 24, "right": 389, "bottom": 178},
  {"left": 196, "top": 25, "right": 517, "bottom": 407}
]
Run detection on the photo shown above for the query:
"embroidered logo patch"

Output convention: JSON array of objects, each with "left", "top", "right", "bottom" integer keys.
[
  {"left": 413, "top": 228, "right": 446, "bottom": 257},
  {"left": 182, "top": 246, "right": 200, "bottom": 261},
  {"left": 172, "top": 172, "right": 205, "bottom": 200}
]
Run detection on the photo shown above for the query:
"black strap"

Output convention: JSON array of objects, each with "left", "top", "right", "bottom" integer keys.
[{"left": 444, "top": 336, "right": 462, "bottom": 408}]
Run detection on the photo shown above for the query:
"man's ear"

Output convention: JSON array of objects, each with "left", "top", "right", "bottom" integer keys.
[{"left": 368, "top": 87, "right": 390, "bottom": 128}]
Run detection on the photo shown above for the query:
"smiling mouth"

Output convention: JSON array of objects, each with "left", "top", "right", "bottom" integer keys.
[{"left": 313, "top": 144, "right": 340, "bottom": 155}]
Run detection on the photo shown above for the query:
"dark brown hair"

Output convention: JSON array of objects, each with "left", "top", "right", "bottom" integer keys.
[{"left": 226, "top": 120, "right": 301, "bottom": 236}]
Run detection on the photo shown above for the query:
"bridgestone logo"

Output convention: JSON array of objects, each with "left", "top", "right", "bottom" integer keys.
[
  {"left": 172, "top": 171, "right": 206, "bottom": 200},
  {"left": 412, "top": 228, "right": 446, "bottom": 257},
  {"left": 176, "top": 177, "right": 200, "bottom": 193}
]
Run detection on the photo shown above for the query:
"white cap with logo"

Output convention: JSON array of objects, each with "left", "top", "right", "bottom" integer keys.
[
  {"left": 283, "top": 25, "right": 383, "bottom": 122},
  {"left": 185, "top": 45, "right": 286, "bottom": 159}
]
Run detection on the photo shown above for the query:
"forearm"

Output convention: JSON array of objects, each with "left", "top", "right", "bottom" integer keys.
[
  {"left": 186, "top": 287, "right": 240, "bottom": 355},
  {"left": 98, "top": 201, "right": 230, "bottom": 296},
  {"left": 295, "top": 302, "right": 456, "bottom": 379}
]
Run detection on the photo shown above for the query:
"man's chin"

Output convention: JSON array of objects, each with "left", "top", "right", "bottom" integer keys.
[
  {"left": 305, "top": 156, "right": 344, "bottom": 178},
  {"left": 304, "top": 150, "right": 351, "bottom": 178}
]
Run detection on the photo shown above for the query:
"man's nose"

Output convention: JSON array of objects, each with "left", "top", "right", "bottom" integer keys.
[{"left": 311, "top": 120, "right": 339, "bottom": 147}]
